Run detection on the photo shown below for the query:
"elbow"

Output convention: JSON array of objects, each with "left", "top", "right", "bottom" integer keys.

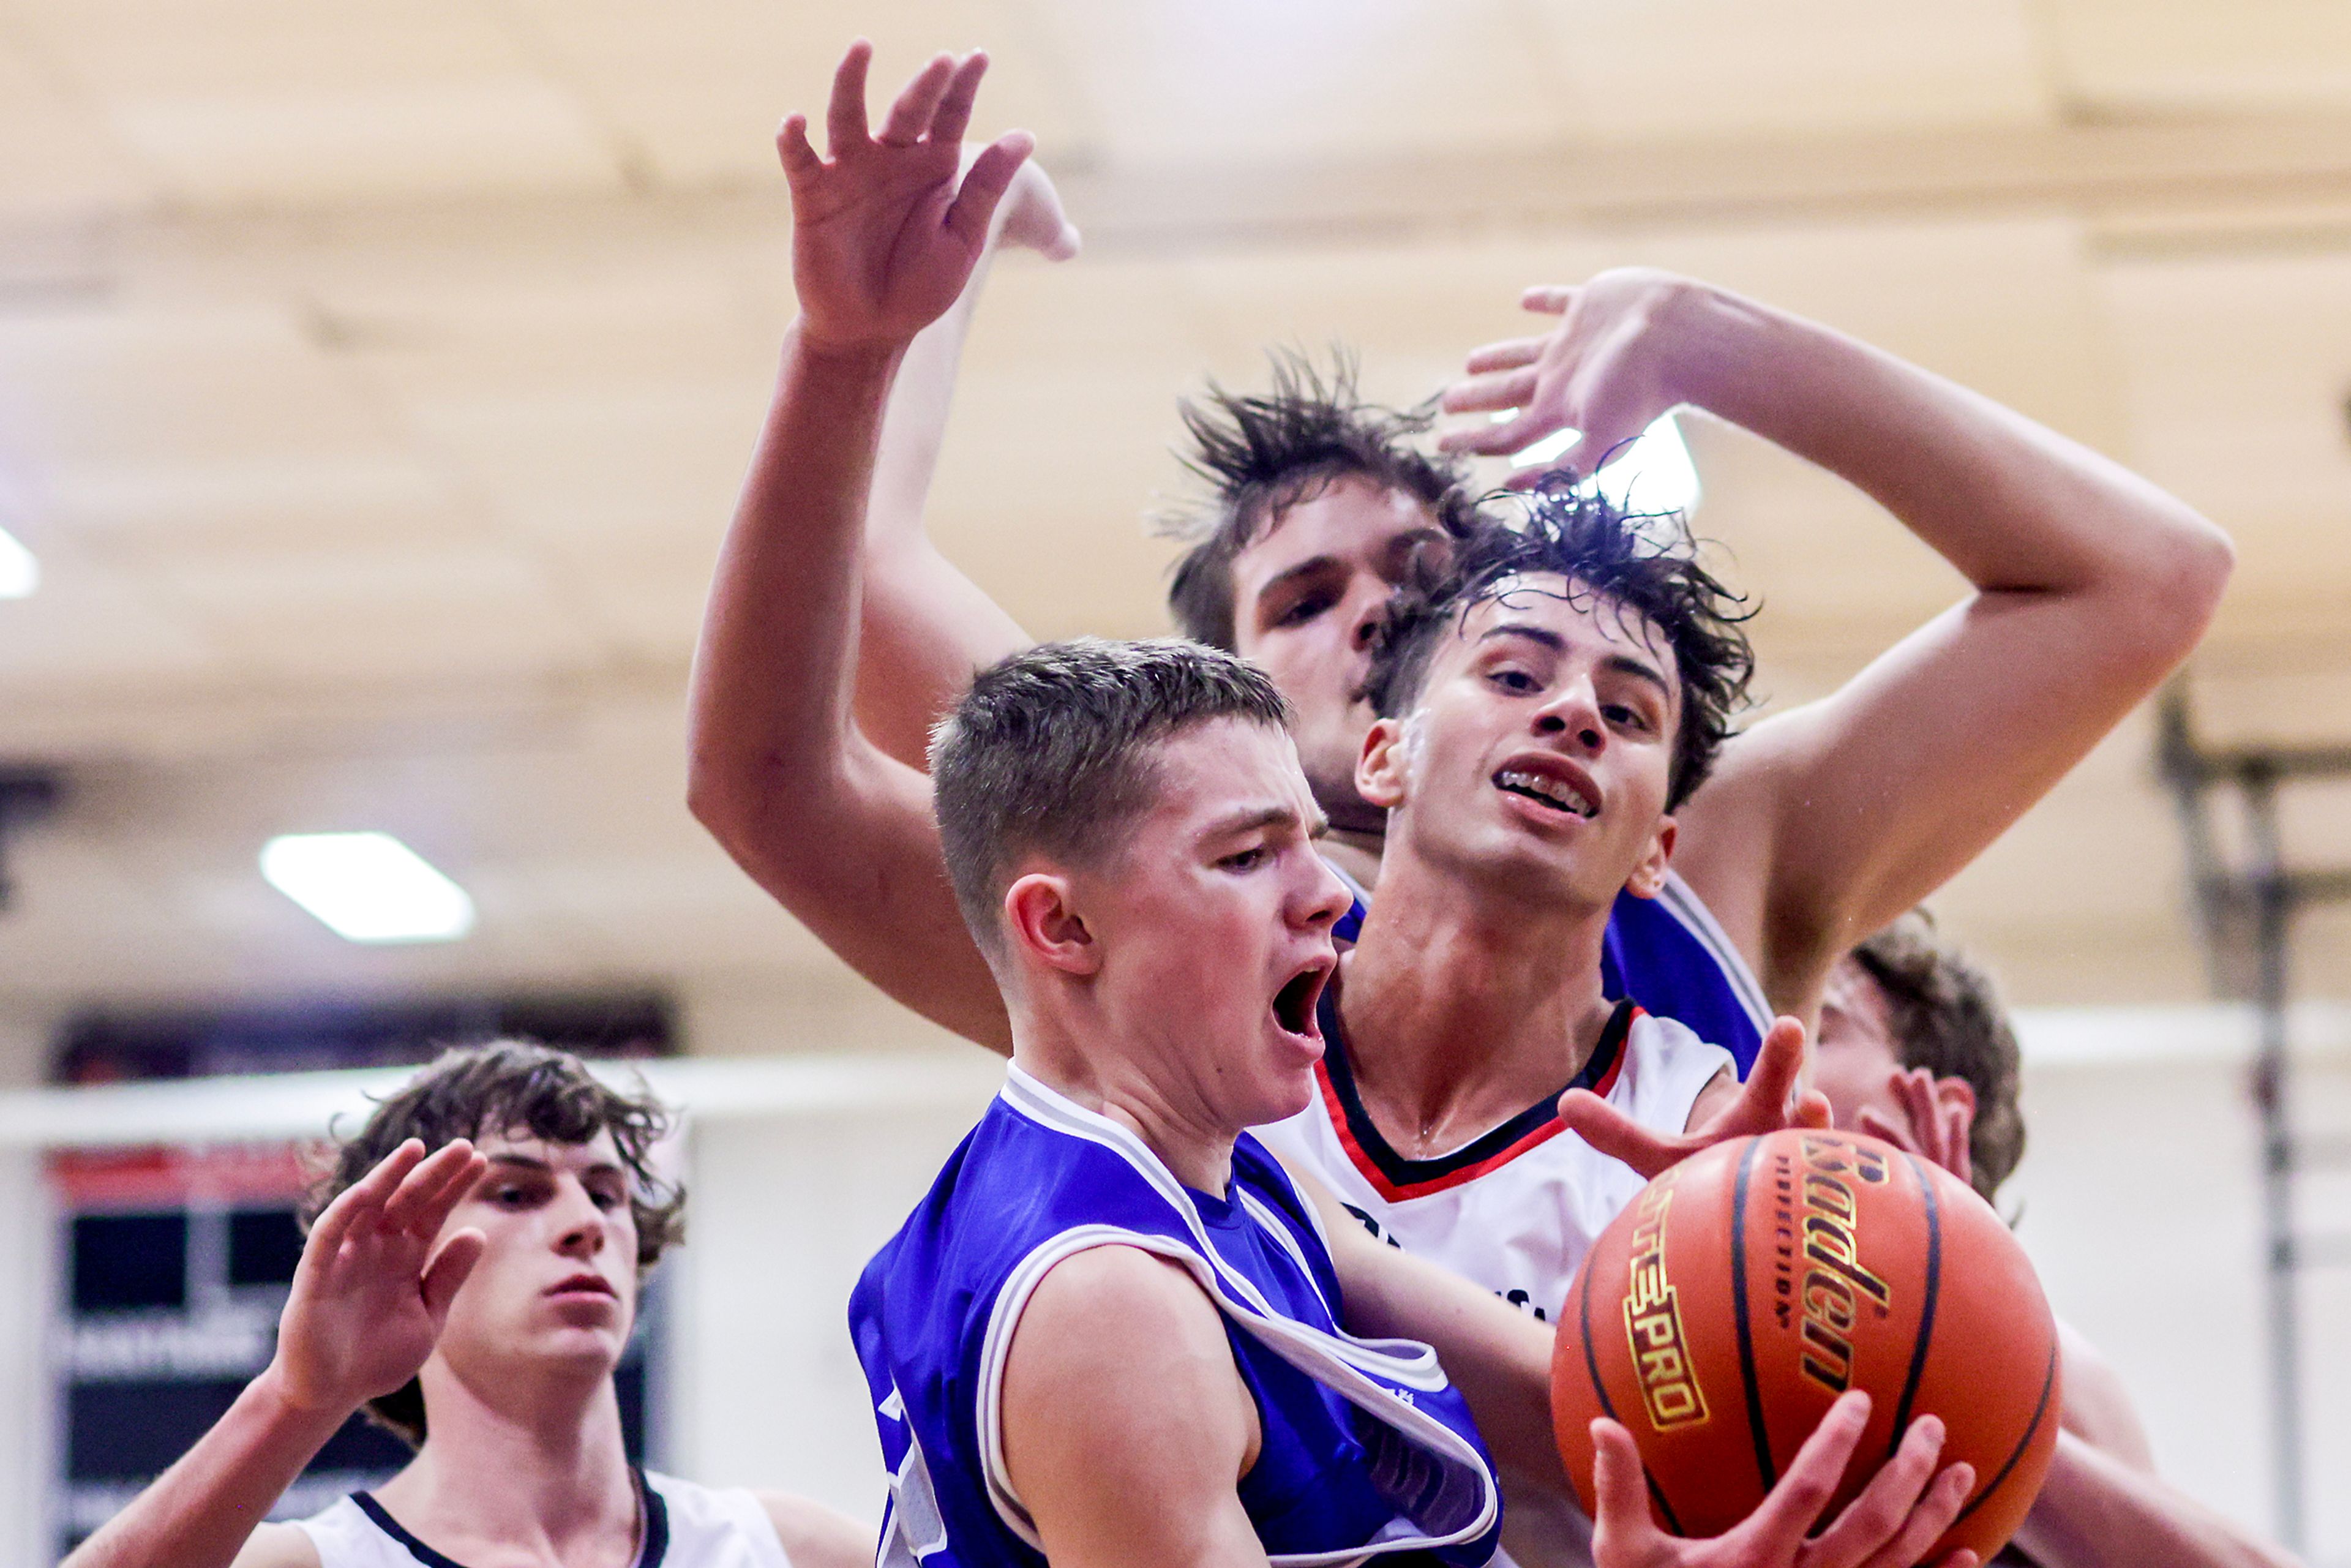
[{"left": 2116, "top": 512, "right": 2235, "bottom": 671}]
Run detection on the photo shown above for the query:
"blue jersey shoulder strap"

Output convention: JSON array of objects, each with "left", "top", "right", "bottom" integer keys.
[{"left": 850, "top": 1065, "right": 1502, "bottom": 1568}]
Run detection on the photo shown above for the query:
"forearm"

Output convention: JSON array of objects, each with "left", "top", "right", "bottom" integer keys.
[
  {"left": 1325, "top": 1221, "right": 1569, "bottom": 1498},
  {"left": 857, "top": 247, "right": 1032, "bottom": 768},
  {"left": 64, "top": 1364, "right": 347, "bottom": 1568},
  {"left": 2010, "top": 1432, "right": 2300, "bottom": 1568},
  {"left": 1675, "top": 287, "right": 2230, "bottom": 609},
  {"left": 688, "top": 325, "right": 904, "bottom": 842}
]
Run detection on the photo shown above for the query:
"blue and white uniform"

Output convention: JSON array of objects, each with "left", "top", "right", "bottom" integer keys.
[
  {"left": 293, "top": 1470, "right": 787, "bottom": 1568},
  {"left": 850, "top": 1064, "right": 1504, "bottom": 1568},
  {"left": 1330, "top": 865, "right": 1769, "bottom": 1076}
]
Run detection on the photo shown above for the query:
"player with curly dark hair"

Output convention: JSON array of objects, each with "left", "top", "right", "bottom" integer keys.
[{"left": 64, "top": 1041, "right": 866, "bottom": 1568}]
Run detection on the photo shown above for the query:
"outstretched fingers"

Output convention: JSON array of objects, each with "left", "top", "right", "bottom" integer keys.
[
  {"left": 945, "top": 131, "right": 1034, "bottom": 249},
  {"left": 377, "top": 1139, "right": 482, "bottom": 1239},
  {"left": 1745, "top": 1389, "right": 1872, "bottom": 1547},
  {"left": 1803, "top": 1414, "right": 1965, "bottom": 1568},
  {"left": 930, "top": 51, "right": 991, "bottom": 145},
  {"left": 1441, "top": 366, "right": 1539, "bottom": 416},
  {"left": 1736, "top": 1016, "right": 1809, "bottom": 1131},
  {"left": 1463, "top": 336, "right": 1546, "bottom": 375},
  {"left": 308, "top": 1139, "right": 425, "bottom": 1258},
  {"left": 825, "top": 39, "right": 876, "bottom": 156},
  {"left": 1558, "top": 1087, "right": 1679, "bottom": 1179},
  {"left": 878, "top": 51, "right": 957, "bottom": 146},
  {"left": 1589, "top": 1418, "right": 1662, "bottom": 1545}
]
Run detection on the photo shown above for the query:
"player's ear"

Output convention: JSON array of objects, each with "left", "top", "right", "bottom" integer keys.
[
  {"left": 1623, "top": 816, "right": 1677, "bottom": 899},
  {"left": 1003, "top": 872, "right": 1099, "bottom": 975},
  {"left": 1357, "top": 716, "right": 1412, "bottom": 809}
]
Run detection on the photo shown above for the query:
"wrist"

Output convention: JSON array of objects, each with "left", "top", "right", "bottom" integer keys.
[
  {"left": 790, "top": 320, "right": 912, "bottom": 373},
  {"left": 252, "top": 1357, "right": 362, "bottom": 1434}
]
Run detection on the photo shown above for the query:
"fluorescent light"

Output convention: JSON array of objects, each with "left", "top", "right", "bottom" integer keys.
[
  {"left": 260, "top": 832, "right": 475, "bottom": 943},
  {"left": 0, "top": 525, "right": 37, "bottom": 598},
  {"left": 1507, "top": 411, "right": 1701, "bottom": 519}
]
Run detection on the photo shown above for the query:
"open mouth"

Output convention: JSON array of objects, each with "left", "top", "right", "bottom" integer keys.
[
  {"left": 1271, "top": 960, "right": 1331, "bottom": 1041},
  {"left": 1494, "top": 766, "right": 1597, "bottom": 820}
]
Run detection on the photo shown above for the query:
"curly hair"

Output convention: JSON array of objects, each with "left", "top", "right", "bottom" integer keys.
[
  {"left": 1850, "top": 911, "right": 2027, "bottom": 1203},
  {"left": 1158, "top": 348, "right": 1479, "bottom": 650},
  {"left": 301, "top": 1040, "right": 684, "bottom": 1447},
  {"left": 1361, "top": 471, "right": 1757, "bottom": 811}
]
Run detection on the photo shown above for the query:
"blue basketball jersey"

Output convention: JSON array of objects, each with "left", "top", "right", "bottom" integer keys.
[
  {"left": 1331, "top": 865, "right": 1769, "bottom": 1077},
  {"left": 850, "top": 1065, "right": 1504, "bottom": 1568}
]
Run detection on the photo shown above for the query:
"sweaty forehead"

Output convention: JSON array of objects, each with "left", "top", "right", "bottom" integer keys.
[
  {"left": 1233, "top": 479, "right": 1438, "bottom": 579},
  {"left": 1817, "top": 960, "right": 1897, "bottom": 1058},
  {"left": 1141, "top": 718, "right": 1316, "bottom": 822},
  {"left": 1452, "top": 572, "right": 1676, "bottom": 668}
]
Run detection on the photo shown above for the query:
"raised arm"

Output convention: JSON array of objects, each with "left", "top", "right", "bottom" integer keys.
[
  {"left": 688, "top": 42, "right": 1037, "bottom": 1051},
  {"left": 1442, "top": 270, "right": 2234, "bottom": 1011},
  {"left": 855, "top": 156, "right": 1073, "bottom": 767},
  {"left": 63, "top": 1141, "right": 487, "bottom": 1568}
]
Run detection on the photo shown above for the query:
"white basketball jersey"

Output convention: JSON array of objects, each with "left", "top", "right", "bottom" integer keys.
[
  {"left": 293, "top": 1471, "right": 793, "bottom": 1568},
  {"left": 1256, "top": 997, "right": 1731, "bottom": 1327}
]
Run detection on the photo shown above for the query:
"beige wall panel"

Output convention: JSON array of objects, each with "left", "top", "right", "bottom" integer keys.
[
  {"left": 1026, "top": 0, "right": 1573, "bottom": 164},
  {"left": 2052, "top": 0, "right": 2351, "bottom": 113},
  {"left": 504, "top": 0, "right": 1089, "bottom": 190},
  {"left": 14, "top": 0, "right": 624, "bottom": 207},
  {"left": 1528, "top": 0, "right": 2052, "bottom": 138},
  {"left": 2098, "top": 249, "right": 2351, "bottom": 670}
]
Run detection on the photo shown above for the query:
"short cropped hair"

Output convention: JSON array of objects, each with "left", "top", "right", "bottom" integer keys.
[
  {"left": 930, "top": 637, "right": 1292, "bottom": 953},
  {"left": 1158, "top": 349, "right": 1479, "bottom": 650},
  {"left": 1363, "top": 473, "right": 1756, "bottom": 811},
  {"left": 1851, "top": 912, "right": 2027, "bottom": 1202},
  {"left": 301, "top": 1041, "right": 684, "bottom": 1447}
]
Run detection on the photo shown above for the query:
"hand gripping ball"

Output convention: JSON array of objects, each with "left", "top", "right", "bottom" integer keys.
[{"left": 1551, "top": 1129, "right": 2061, "bottom": 1562}]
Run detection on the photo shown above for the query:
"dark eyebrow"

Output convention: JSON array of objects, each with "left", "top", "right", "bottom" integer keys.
[
  {"left": 484, "top": 1153, "right": 624, "bottom": 1179},
  {"left": 1251, "top": 554, "right": 1343, "bottom": 605},
  {"left": 1206, "top": 803, "right": 1325, "bottom": 841},
  {"left": 1477, "top": 623, "right": 1673, "bottom": 698}
]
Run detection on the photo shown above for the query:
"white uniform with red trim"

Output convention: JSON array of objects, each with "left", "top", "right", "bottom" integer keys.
[{"left": 1254, "top": 992, "right": 1733, "bottom": 1328}]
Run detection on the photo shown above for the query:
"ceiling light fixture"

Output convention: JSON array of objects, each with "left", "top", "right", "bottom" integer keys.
[
  {"left": 260, "top": 831, "right": 476, "bottom": 943},
  {"left": 1507, "top": 410, "right": 1702, "bottom": 519},
  {"left": 0, "top": 525, "right": 37, "bottom": 599}
]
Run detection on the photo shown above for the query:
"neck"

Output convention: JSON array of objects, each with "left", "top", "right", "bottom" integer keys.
[
  {"left": 1013, "top": 1012, "right": 1240, "bottom": 1195},
  {"left": 1339, "top": 849, "right": 1618, "bottom": 1151},
  {"left": 375, "top": 1358, "right": 638, "bottom": 1563}
]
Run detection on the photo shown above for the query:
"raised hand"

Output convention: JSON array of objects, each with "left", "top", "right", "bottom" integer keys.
[
  {"left": 1859, "top": 1068, "right": 1976, "bottom": 1188},
  {"left": 1560, "top": 1015, "right": 1831, "bottom": 1180},
  {"left": 780, "top": 41, "right": 1035, "bottom": 352},
  {"left": 271, "top": 1138, "right": 488, "bottom": 1416},
  {"left": 1591, "top": 1391, "right": 1979, "bottom": 1568},
  {"left": 1437, "top": 269, "right": 1717, "bottom": 485}
]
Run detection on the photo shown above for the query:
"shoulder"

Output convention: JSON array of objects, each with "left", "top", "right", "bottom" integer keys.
[
  {"left": 233, "top": 1519, "right": 326, "bottom": 1568},
  {"left": 748, "top": 1491, "right": 874, "bottom": 1568},
  {"left": 1002, "top": 1244, "right": 1250, "bottom": 1447}
]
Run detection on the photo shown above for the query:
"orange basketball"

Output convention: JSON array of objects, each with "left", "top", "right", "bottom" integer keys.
[{"left": 1551, "top": 1128, "right": 2060, "bottom": 1562}]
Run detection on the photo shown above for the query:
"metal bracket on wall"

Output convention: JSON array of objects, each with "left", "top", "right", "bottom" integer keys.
[{"left": 2156, "top": 681, "right": 2351, "bottom": 1551}]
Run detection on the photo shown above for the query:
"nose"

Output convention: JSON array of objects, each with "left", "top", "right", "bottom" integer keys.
[
  {"left": 1347, "top": 580, "right": 1392, "bottom": 652},
  {"left": 553, "top": 1182, "right": 608, "bottom": 1261},
  {"left": 1531, "top": 673, "right": 1605, "bottom": 753},
  {"left": 1295, "top": 850, "right": 1356, "bottom": 932}
]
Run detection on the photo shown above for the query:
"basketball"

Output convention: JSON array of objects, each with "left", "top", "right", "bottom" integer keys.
[{"left": 1551, "top": 1128, "right": 2062, "bottom": 1562}]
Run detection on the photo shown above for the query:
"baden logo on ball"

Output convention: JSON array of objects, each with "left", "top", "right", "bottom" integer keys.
[{"left": 1552, "top": 1128, "right": 2062, "bottom": 1564}]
